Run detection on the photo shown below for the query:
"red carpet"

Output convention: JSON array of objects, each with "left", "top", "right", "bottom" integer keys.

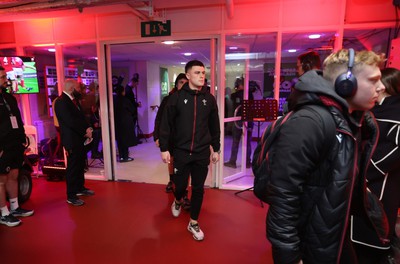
[{"left": 0, "top": 178, "right": 273, "bottom": 264}]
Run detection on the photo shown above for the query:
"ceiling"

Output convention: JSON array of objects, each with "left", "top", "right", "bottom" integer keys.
[{"left": 5, "top": 1, "right": 394, "bottom": 70}]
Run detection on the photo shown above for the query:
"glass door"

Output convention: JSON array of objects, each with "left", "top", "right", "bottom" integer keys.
[{"left": 222, "top": 33, "right": 277, "bottom": 189}]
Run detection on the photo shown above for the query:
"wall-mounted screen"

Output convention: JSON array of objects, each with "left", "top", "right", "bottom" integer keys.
[{"left": 0, "top": 56, "right": 39, "bottom": 94}]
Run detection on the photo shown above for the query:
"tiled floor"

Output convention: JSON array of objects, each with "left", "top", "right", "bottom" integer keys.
[{"left": 82, "top": 135, "right": 257, "bottom": 190}]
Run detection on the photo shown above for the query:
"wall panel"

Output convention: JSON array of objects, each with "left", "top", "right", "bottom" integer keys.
[
  {"left": 168, "top": 7, "right": 222, "bottom": 33},
  {"left": 282, "top": 0, "right": 341, "bottom": 28},
  {"left": 346, "top": 0, "right": 396, "bottom": 24},
  {"left": 223, "top": 2, "right": 280, "bottom": 31},
  {"left": 97, "top": 13, "right": 141, "bottom": 39},
  {"left": 14, "top": 19, "right": 54, "bottom": 44},
  {"left": 53, "top": 16, "right": 96, "bottom": 42}
]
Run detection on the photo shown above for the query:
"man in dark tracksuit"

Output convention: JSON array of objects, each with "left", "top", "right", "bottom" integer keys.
[{"left": 159, "top": 60, "right": 221, "bottom": 241}]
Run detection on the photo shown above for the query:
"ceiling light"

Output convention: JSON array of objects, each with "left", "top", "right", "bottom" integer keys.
[
  {"left": 33, "top": 43, "right": 54, "bottom": 47},
  {"left": 48, "top": 48, "right": 56, "bottom": 52},
  {"left": 229, "top": 47, "right": 238, "bottom": 50},
  {"left": 184, "top": 53, "right": 192, "bottom": 56},
  {"left": 288, "top": 49, "right": 297, "bottom": 53},
  {"left": 162, "top": 40, "right": 175, "bottom": 45},
  {"left": 308, "top": 34, "right": 321, "bottom": 39},
  {"left": 180, "top": 62, "right": 186, "bottom": 65}
]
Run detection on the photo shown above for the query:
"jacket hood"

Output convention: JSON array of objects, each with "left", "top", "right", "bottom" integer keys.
[
  {"left": 291, "top": 70, "right": 349, "bottom": 110},
  {"left": 181, "top": 82, "right": 207, "bottom": 95}
]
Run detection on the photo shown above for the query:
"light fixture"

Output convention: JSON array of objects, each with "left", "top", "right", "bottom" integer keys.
[
  {"left": 184, "top": 52, "right": 192, "bottom": 56},
  {"left": 288, "top": 49, "right": 297, "bottom": 53},
  {"left": 48, "top": 48, "right": 56, "bottom": 52},
  {"left": 162, "top": 40, "right": 175, "bottom": 45},
  {"left": 180, "top": 62, "right": 186, "bottom": 65},
  {"left": 308, "top": 34, "right": 321, "bottom": 39},
  {"left": 229, "top": 46, "right": 238, "bottom": 50},
  {"left": 33, "top": 43, "right": 54, "bottom": 47}
]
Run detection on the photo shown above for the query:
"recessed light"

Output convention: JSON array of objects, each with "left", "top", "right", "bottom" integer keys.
[
  {"left": 48, "top": 48, "right": 56, "bottom": 52},
  {"left": 288, "top": 49, "right": 297, "bottom": 53},
  {"left": 184, "top": 53, "right": 192, "bottom": 56},
  {"left": 229, "top": 47, "right": 238, "bottom": 50},
  {"left": 308, "top": 34, "right": 321, "bottom": 39},
  {"left": 33, "top": 43, "right": 54, "bottom": 47},
  {"left": 162, "top": 40, "right": 175, "bottom": 45},
  {"left": 180, "top": 62, "right": 186, "bottom": 65}
]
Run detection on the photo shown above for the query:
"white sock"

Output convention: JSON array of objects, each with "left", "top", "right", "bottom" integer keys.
[
  {"left": 1, "top": 206, "right": 10, "bottom": 216},
  {"left": 9, "top": 197, "right": 19, "bottom": 211}
]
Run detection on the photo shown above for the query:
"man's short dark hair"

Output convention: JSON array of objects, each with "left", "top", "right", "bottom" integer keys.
[
  {"left": 0, "top": 66, "right": 4, "bottom": 71},
  {"left": 298, "top": 51, "right": 321, "bottom": 72},
  {"left": 185, "top": 60, "right": 205, "bottom": 73}
]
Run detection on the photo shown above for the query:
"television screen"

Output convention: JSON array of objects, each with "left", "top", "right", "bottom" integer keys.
[{"left": 0, "top": 56, "right": 39, "bottom": 94}]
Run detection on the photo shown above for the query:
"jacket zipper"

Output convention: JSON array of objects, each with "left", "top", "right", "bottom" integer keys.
[
  {"left": 336, "top": 129, "right": 357, "bottom": 264},
  {"left": 190, "top": 92, "right": 197, "bottom": 155}
]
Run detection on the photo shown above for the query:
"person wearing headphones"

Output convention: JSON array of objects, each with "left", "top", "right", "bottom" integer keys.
[
  {"left": 262, "top": 49, "right": 385, "bottom": 263},
  {"left": 283, "top": 51, "right": 322, "bottom": 114},
  {"left": 296, "top": 50, "right": 321, "bottom": 76}
]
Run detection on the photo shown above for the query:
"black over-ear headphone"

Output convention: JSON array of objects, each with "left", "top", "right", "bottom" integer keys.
[
  {"left": 334, "top": 48, "right": 358, "bottom": 98},
  {"left": 301, "top": 59, "right": 312, "bottom": 72}
]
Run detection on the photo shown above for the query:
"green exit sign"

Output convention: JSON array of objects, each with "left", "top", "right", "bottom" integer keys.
[{"left": 141, "top": 20, "right": 171, "bottom": 37}]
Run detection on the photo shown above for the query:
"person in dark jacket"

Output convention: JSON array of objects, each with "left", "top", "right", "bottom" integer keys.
[
  {"left": 0, "top": 66, "right": 34, "bottom": 227},
  {"left": 114, "top": 85, "right": 136, "bottom": 162},
  {"left": 154, "top": 73, "right": 188, "bottom": 194},
  {"left": 361, "top": 67, "right": 400, "bottom": 263},
  {"left": 264, "top": 49, "right": 385, "bottom": 264},
  {"left": 159, "top": 60, "right": 221, "bottom": 241},
  {"left": 125, "top": 75, "right": 141, "bottom": 145},
  {"left": 224, "top": 77, "right": 254, "bottom": 169},
  {"left": 54, "top": 79, "right": 94, "bottom": 206}
]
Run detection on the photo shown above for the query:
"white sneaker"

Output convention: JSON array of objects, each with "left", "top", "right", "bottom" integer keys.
[
  {"left": 171, "top": 200, "right": 182, "bottom": 217},
  {"left": 187, "top": 222, "right": 204, "bottom": 241}
]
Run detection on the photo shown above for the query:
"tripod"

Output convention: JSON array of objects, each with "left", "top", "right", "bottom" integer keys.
[
  {"left": 233, "top": 99, "right": 278, "bottom": 206},
  {"left": 135, "top": 116, "right": 146, "bottom": 143}
]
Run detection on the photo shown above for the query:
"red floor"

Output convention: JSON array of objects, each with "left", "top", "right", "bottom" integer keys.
[{"left": 1, "top": 178, "right": 273, "bottom": 264}]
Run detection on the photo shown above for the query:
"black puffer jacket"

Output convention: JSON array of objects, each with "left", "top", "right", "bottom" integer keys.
[
  {"left": 159, "top": 83, "right": 220, "bottom": 155},
  {"left": 266, "top": 70, "right": 379, "bottom": 264}
]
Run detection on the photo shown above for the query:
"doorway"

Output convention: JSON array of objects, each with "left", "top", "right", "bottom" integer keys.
[{"left": 106, "top": 39, "right": 217, "bottom": 187}]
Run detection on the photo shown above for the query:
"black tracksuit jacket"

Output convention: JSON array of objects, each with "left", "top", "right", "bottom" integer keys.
[{"left": 158, "top": 83, "right": 220, "bottom": 156}]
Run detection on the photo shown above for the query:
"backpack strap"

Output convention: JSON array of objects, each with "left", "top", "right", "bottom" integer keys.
[
  {"left": 256, "top": 111, "right": 294, "bottom": 165},
  {"left": 301, "top": 105, "right": 337, "bottom": 159}
]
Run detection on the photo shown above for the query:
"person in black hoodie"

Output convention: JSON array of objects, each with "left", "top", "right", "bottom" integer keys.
[
  {"left": 263, "top": 49, "right": 386, "bottom": 264},
  {"left": 114, "top": 85, "right": 136, "bottom": 162},
  {"left": 362, "top": 67, "right": 400, "bottom": 263},
  {"left": 153, "top": 73, "right": 191, "bottom": 209},
  {"left": 159, "top": 60, "right": 221, "bottom": 241}
]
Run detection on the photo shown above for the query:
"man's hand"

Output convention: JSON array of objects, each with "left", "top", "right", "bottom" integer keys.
[
  {"left": 155, "top": 139, "right": 160, "bottom": 147},
  {"left": 161, "top": 151, "right": 170, "bottom": 163},
  {"left": 211, "top": 152, "right": 220, "bottom": 164},
  {"left": 85, "top": 127, "right": 93, "bottom": 138}
]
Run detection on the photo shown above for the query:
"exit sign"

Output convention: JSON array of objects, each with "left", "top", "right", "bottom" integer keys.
[{"left": 141, "top": 20, "right": 171, "bottom": 37}]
